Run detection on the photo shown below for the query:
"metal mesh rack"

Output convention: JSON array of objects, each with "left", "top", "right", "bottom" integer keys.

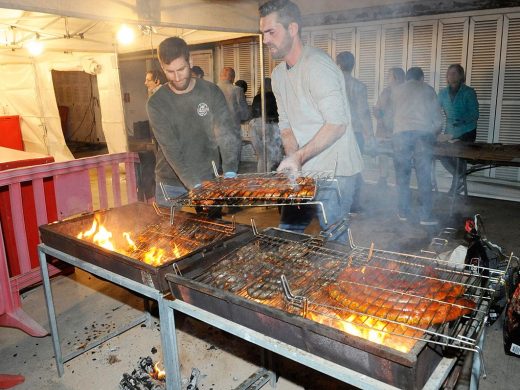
[
  {"left": 163, "top": 170, "right": 338, "bottom": 224},
  {"left": 192, "top": 225, "right": 509, "bottom": 356}
]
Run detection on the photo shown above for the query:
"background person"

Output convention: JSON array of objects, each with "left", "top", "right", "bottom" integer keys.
[
  {"left": 391, "top": 67, "right": 443, "bottom": 226},
  {"left": 191, "top": 65, "right": 204, "bottom": 79},
  {"left": 250, "top": 77, "right": 282, "bottom": 172},
  {"left": 373, "top": 67, "right": 405, "bottom": 187},
  {"left": 144, "top": 69, "right": 165, "bottom": 96},
  {"left": 336, "top": 51, "right": 374, "bottom": 213},
  {"left": 437, "top": 64, "right": 479, "bottom": 194}
]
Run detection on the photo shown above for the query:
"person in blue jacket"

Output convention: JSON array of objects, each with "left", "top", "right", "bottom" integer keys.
[{"left": 437, "top": 64, "right": 479, "bottom": 194}]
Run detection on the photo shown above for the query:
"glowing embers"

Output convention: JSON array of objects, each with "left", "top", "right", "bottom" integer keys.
[{"left": 75, "top": 215, "right": 218, "bottom": 267}]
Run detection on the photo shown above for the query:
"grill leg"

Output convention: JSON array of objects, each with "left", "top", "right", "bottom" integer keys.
[
  {"left": 159, "top": 297, "right": 183, "bottom": 390},
  {"left": 38, "top": 246, "right": 64, "bottom": 377},
  {"left": 261, "top": 349, "right": 277, "bottom": 388}
]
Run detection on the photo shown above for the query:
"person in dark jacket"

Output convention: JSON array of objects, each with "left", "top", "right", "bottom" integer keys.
[{"left": 146, "top": 37, "right": 240, "bottom": 206}]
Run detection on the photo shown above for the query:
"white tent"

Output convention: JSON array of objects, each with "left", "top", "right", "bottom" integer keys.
[{"left": 0, "top": 1, "right": 260, "bottom": 161}]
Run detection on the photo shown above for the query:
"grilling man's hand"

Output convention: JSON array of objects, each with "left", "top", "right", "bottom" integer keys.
[{"left": 277, "top": 153, "right": 301, "bottom": 173}]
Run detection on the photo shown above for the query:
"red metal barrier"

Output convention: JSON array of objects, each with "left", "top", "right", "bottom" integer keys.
[{"left": 0, "top": 152, "right": 140, "bottom": 336}]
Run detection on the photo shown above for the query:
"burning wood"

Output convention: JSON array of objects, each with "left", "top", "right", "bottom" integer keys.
[
  {"left": 119, "top": 356, "right": 165, "bottom": 390},
  {"left": 74, "top": 214, "right": 230, "bottom": 267}
]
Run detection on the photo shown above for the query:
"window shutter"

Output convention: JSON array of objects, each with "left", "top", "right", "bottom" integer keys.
[
  {"left": 495, "top": 14, "right": 520, "bottom": 181},
  {"left": 191, "top": 50, "right": 213, "bottom": 82},
  {"left": 222, "top": 44, "right": 235, "bottom": 69},
  {"left": 467, "top": 15, "right": 502, "bottom": 148},
  {"left": 237, "top": 42, "right": 254, "bottom": 101},
  {"left": 301, "top": 31, "right": 310, "bottom": 47},
  {"left": 355, "top": 26, "right": 381, "bottom": 105},
  {"left": 435, "top": 18, "right": 469, "bottom": 91},
  {"left": 332, "top": 28, "right": 355, "bottom": 61},
  {"left": 311, "top": 31, "right": 332, "bottom": 55},
  {"left": 407, "top": 21, "right": 438, "bottom": 86},
  {"left": 380, "top": 23, "right": 408, "bottom": 89}
]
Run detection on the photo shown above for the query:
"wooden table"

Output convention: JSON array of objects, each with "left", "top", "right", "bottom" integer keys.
[{"left": 434, "top": 142, "right": 520, "bottom": 215}]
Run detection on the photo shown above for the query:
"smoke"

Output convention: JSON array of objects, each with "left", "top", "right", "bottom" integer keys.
[{"left": 249, "top": 118, "right": 283, "bottom": 172}]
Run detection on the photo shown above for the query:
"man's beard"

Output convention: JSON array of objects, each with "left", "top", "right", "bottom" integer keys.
[
  {"left": 268, "top": 34, "right": 293, "bottom": 60},
  {"left": 170, "top": 78, "right": 190, "bottom": 92}
]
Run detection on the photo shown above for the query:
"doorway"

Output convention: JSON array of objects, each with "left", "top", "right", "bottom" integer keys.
[{"left": 51, "top": 70, "right": 106, "bottom": 158}]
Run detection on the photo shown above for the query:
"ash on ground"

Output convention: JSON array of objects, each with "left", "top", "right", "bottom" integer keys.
[{"left": 119, "top": 356, "right": 165, "bottom": 390}]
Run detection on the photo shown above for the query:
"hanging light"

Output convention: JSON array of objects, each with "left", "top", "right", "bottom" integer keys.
[
  {"left": 117, "top": 24, "right": 135, "bottom": 45},
  {"left": 26, "top": 34, "right": 44, "bottom": 56}
]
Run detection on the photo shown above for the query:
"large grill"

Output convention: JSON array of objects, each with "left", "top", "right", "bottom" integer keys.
[
  {"left": 166, "top": 226, "right": 507, "bottom": 389},
  {"left": 38, "top": 202, "right": 250, "bottom": 292}
]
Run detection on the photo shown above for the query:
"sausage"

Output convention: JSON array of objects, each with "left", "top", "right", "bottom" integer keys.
[{"left": 327, "top": 278, "right": 476, "bottom": 328}]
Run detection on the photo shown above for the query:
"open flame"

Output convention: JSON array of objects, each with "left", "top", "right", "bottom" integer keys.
[
  {"left": 306, "top": 311, "right": 418, "bottom": 353},
  {"left": 77, "top": 218, "right": 115, "bottom": 251},
  {"left": 152, "top": 362, "right": 166, "bottom": 381},
  {"left": 76, "top": 217, "right": 180, "bottom": 267}
]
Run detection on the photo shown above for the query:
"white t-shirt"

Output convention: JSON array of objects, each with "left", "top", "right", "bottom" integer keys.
[{"left": 271, "top": 46, "right": 363, "bottom": 176}]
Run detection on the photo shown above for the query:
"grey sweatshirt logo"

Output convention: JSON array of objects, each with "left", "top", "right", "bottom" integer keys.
[{"left": 197, "top": 102, "right": 209, "bottom": 116}]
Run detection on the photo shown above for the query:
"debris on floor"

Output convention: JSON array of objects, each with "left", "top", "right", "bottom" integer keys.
[{"left": 119, "top": 356, "right": 166, "bottom": 390}]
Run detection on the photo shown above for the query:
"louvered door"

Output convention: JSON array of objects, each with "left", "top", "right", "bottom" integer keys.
[
  {"left": 467, "top": 14, "right": 502, "bottom": 150},
  {"left": 495, "top": 14, "right": 520, "bottom": 181},
  {"left": 332, "top": 28, "right": 355, "bottom": 61},
  {"left": 355, "top": 25, "right": 381, "bottom": 105},
  {"left": 435, "top": 18, "right": 469, "bottom": 91},
  {"left": 221, "top": 44, "right": 235, "bottom": 69},
  {"left": 311, "top": 30, "right": 332, "bottom": 55},
  {"left": 380, "top": 23, "right": 408, "bottom": 89},
  {"left": 237, "top": 42, "right": 254, "bottom": 101},
  {"left": 407, "top": 21, "right": 438, "bottom": 86},
  {"left": 191, "top": 50, "right": 213, "bottom": 82}
]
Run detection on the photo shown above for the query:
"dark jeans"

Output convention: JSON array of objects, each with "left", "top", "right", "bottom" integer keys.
[
  {"left": 439, "top": 129, "right": 477, "bottom": 188},
  {"left": 352, "top": 132, "right": 365, "bottom": 209},
  {"left": 392, "top": 131, "right": 436, "bottom": 220},
  {"left": 279, "top": 176, "right": 357, "bottom": 243}
]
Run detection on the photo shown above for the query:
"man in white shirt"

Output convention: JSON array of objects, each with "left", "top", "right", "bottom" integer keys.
[{"left": 259, "top": 0, "right": 363, "bottom": 241}]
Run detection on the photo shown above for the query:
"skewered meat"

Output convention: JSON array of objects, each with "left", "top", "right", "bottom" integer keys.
[
  {"left": 328, "top": 262, "right": 476, "bottom": 327},
  {"left": 188, "top": 175, "right": 316, "bottom": 205}
]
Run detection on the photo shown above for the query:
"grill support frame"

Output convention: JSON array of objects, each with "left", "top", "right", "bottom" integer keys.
[{"left": 159, "top": 293, "right": 460, "bottom": 390}]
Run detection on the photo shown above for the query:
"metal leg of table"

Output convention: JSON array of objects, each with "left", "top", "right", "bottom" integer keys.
[
  {"left": 38, "top": 244, "right": 160, "bottom": 378},
  {"left": 38, "top": 246, "right": 64, "bottom": 377},
  {"left": 158, "top": 297, "right": 183, "bottom": 390},
  {"left": 449, "top": 158, "right": 461, "bottom": 217}
]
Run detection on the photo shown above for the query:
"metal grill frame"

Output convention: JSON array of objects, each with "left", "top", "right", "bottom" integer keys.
[
  {"left": 162, "top": 170, "right": 340, "bottom": 225},
  {"left": 186, "top": 225, "right": 507, "bottom": 358}
]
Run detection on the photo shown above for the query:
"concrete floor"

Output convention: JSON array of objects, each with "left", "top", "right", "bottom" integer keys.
[{"left": 1, "top": 179, "right": 520, "bottom": 389}]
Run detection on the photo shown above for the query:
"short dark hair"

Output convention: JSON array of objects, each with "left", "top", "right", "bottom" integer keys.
[
  {"left": 158, "top": 37, "right": 189, "bottom": 65},
  {"left": 259, "top": 0, "right": 302, "bottom": 31},
  {"left": 191, "top": 65, "right": 204, "bottom": 78},
  {"left": 406, "top": 67, "right": 424, "bottom": 81},
  {"left": 235, "top": 80, "right": 248, "bottom": 94},
  {"left": 447, "top": 64, "right": 466, "bottom": 82},
  {"left": 147, "top": 69, "right": 166, "bottom": 84},
  {"left": 389, "top": 67, "right": 405, "bottom": 83},
  {"left": 336, "top": 51, "right": 355, "bottom": 73}
]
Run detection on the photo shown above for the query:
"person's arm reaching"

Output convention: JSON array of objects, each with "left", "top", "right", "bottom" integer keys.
[{"left": 277, "top": 123, "right": 345, "bottom": 172}]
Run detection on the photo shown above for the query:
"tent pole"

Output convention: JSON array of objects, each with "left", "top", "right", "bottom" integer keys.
[
  {"left": 32, "top": 61, "right": 50, "bottom": 155},
  {"left": 259, "top": 34, "right": 267, "bottom": 173}
]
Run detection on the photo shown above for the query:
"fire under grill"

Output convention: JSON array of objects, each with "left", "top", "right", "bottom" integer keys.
[
  {"left": 39, "top": 202, "right": 250, "bottom": 292},
  {"left": 166, "top": 226, "right": 508, "bottom": 389}
]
